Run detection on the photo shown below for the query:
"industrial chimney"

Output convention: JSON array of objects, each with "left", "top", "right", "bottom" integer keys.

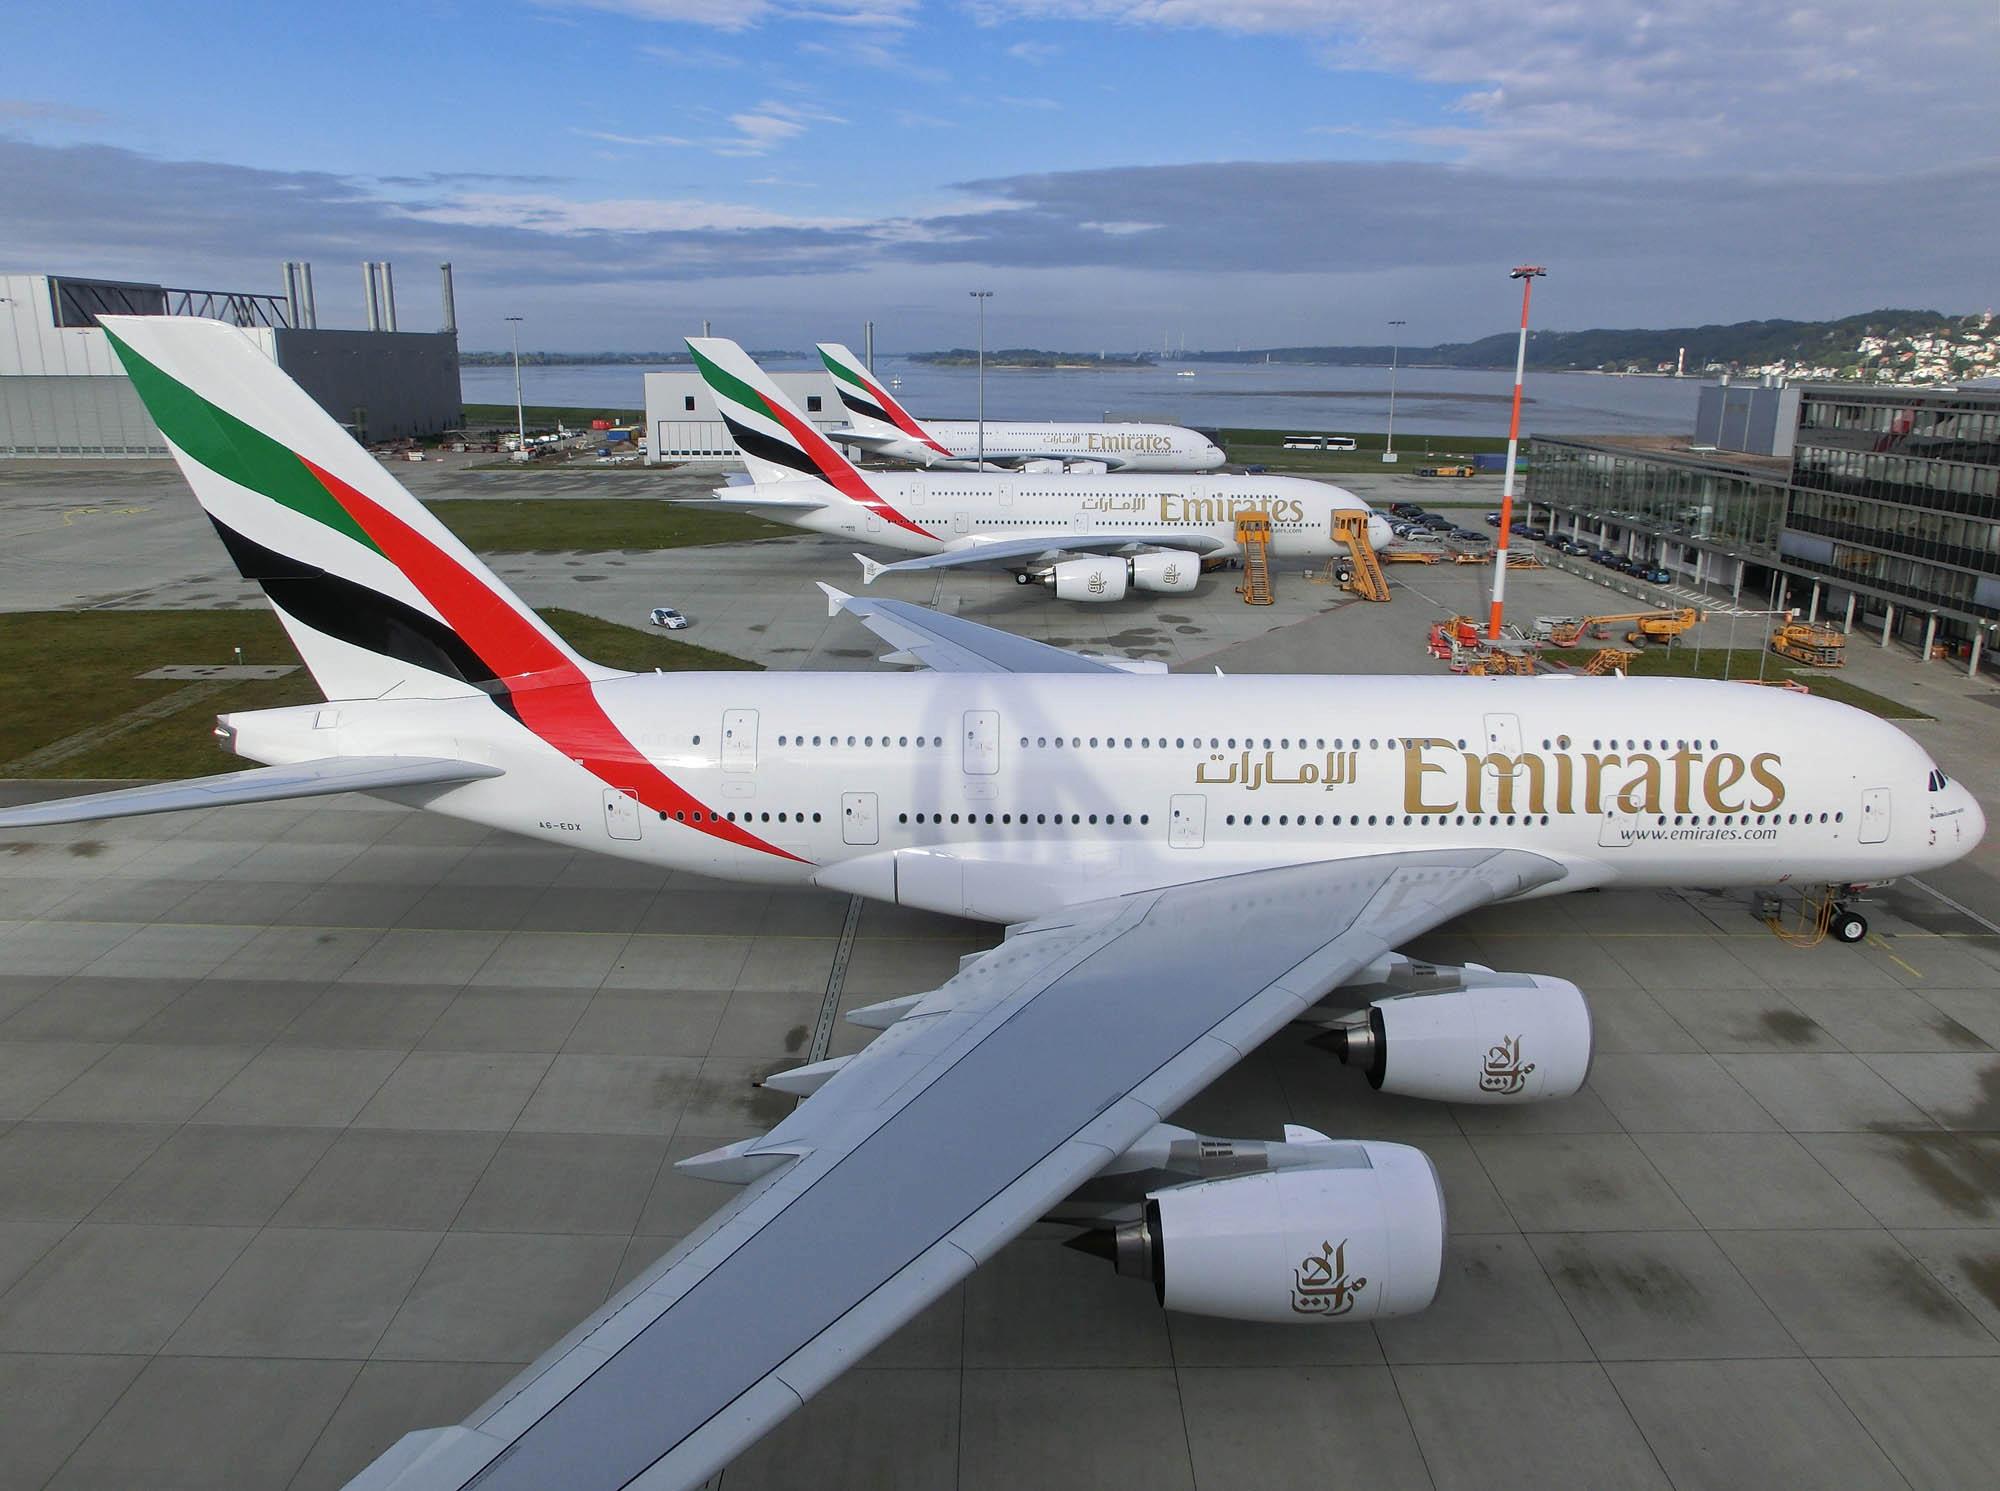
[{"left": 439, "top": 262, "right": 457, "bottom": 335}]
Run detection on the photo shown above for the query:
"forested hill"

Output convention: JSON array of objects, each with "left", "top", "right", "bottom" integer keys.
[{"left": 1191, "top": 310, "right": 1982, "bottom": 373}]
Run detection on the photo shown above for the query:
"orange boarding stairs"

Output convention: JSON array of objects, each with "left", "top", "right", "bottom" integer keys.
[
  {"left": 1235, "top": 513, "right": 1274, "bottom": 604},
  {"left": 1332, "top": 509, "right": 1391, "bottom": 601}
]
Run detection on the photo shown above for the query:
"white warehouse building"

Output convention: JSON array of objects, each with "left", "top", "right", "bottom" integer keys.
[{"left": 644, "top": 369, "right": 845, "bottom": 463}]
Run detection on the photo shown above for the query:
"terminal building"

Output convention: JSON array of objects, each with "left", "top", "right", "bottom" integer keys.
[
  {"left": 0, "top": 263, "right": 461, "bottom": 457},
  {"left": 643, "top": 368, "right": 843, "bottom": 462},
  {"left": 1527, "top": 382, "right": 2000, "bottom": 674}
]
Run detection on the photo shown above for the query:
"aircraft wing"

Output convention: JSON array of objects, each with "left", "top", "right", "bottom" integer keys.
[
  {"left": 345, "top": 848, "right": 1563, "bottom": 1491},
  {"left": 817, "top": 583, "right": 1133, "bottom": 673},
  {"left": 0, "top": 756, "right": 504, "bottom": 829},
  {"left": 855, "top": 531, "right": 1227, "bottom": 583}
]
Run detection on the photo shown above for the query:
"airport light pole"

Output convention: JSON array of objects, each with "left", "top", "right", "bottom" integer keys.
[
  {"left": 1384, "top": 319, "right": 1406, "bottom": 463},
  {"left": 1488, "top": 266, "right": 1545, "bottom": 641},
  {"left": 971, "top": 290, "right": 993, "bottom": 468},
  {"left": 505, "top": 316, "right": 526, "bottom": 459}
]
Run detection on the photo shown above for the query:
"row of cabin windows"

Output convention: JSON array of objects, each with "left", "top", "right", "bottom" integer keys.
[
  {"left": 900, "top": 811, "right": 1152, "bottom": 827},
  {"left": 1218, "top": 811, "right": 1844, "bottom": 829},
  {"left": 750, "top": 732, "right": 1743, "bottom": 756},
  {"left": 776, "top": 734, "right": 947, "bottom": 748},
  {"left": 660, "top": 809, "right": 823, "bottom": 825}
]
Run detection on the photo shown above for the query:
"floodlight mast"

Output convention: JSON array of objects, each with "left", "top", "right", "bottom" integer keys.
[{"left": 1488, "top": 265, "right": 1546, "bottom": 641}]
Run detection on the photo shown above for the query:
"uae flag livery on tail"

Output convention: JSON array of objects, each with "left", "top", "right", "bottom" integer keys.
[
  {"left": 684, "top": 337, "right": 937, "bottom": 540},
  {"left": 815, "top": 341, "right": 952, "bottom": 457},
  {"left": 96, "top": 316, "right": 801, "bottom": 863}
]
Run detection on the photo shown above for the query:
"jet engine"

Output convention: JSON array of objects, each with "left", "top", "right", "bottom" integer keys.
[
  {"left": 1323, "top": 975, "right": 1593, "bottom": 1103},
  {"left": 1043, "top": 557, "right": 1128, "bottom": 602},
  {"left": 1128, "top": 551, "right": 1200, "bottom": 594},
  {"left": 1076, "top": 1142, "right": 1444, "bottom": 1323}
]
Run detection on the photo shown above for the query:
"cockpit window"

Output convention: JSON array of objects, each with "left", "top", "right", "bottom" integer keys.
[{"left": 1927, "top": 769, "right": 1949, "bottom": 792}]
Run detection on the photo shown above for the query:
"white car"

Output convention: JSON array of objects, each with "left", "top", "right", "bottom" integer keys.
[{"left": 649, "top": 607, "right": 690, "bottom": 631}]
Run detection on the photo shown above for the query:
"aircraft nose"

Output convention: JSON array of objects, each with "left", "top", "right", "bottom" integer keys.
[
  {"left": 1368, "top": 513, "right": 1395, "bottom": 549},
  {"left": 1958, "top": 782, "right": 1987, "bottom": 852}
]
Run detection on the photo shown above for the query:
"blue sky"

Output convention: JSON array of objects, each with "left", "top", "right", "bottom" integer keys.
[{"left": 5, "top": 1, "right": 1996, "bottom": 350}]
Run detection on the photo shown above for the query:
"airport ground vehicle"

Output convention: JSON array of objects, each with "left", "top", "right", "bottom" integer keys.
[
  {"left": 1416, "top": 465, "right": 1476, "bottom": 478},
  {"left": 649, "top": 607, "right": 690, "bottom": 630},
  {"left": 3, "top": 316, "right": 1978, "bottom": 1491}
]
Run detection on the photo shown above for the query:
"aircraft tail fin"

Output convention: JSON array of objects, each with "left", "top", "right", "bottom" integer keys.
[
  {"left": 815, "top": 342, "right": 951, "bottom": 460},
  {"left": 102, "top": 316, "right": 607, "bottom": 702},
  {"left": 686, "top": 338, "right": 937, "bottom": 541}
]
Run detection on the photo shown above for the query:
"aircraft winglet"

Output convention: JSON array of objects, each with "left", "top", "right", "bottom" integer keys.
[
  {"left": 854, "top": 553, "right": 886, "bottom": 586},
  {"left": 817, "top": 581, "right": 852, "bottom": 617}
]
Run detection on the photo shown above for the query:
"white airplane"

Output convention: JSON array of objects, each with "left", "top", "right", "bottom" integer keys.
[
  {"left": 685, "top": 337, "right": 1391, "bottom": 601},
  {"left": 3, "top": 316, "right": 1983, "bottom": 1491},
  {"left": 816, "top": 340, "right": 1225, "bottom": 471}
]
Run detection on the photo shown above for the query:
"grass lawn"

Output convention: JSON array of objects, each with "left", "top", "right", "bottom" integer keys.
[
  {"left": 422, "top": 499, "right": 784, "bottom": 552},
  {"left": 0, "top": 607, "right": 758, "bottom": 781},
  {"left": 1539, "top": 645, "right": 1928, "bottom": 719}
]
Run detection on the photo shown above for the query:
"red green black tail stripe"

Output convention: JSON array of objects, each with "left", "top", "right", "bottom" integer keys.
[
  {"left": 686, "top": 344, "right": 937, "bottom": 540},
  {"left": 108, "top": 328, "right": 804, "bottom": 865}
]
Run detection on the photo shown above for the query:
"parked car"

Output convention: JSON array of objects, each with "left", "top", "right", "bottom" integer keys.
[
  {"left": 649, "top": 607, "right": 691, "bottom": 630},
  {"left": 1389, "top": 502, "right": 1425, "bottom": 518},
  {"left": 1641, "top": 567, "right": 1672, "bottom": 584},
  {"left": 1484, "top": 511, "right": 1502, "bottom": 526},
  {"left": 1590, "top": 549, "right": 1620, "bottom": 565},
  {"left": 1453, "top": 528, "right": 1491, "bottom": 544}
]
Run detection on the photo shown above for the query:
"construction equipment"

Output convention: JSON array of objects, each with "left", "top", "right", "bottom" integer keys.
[
  {"left": 1427, "top": 615, "right": 1538, "bottom": 675},
  {"left": 1770, "top": 620, "right": 1846, "bottom": 667},
  {"left": 1582, "top": 647, "right": 1638, "bottom": 675},
  {"left": 1329, "top": 510, "right": 1390, "bottom": 601},
  {"left": 1539, "top": 609, "right": 1702, "bottom": 648},
  {"left": 1235, "top": 512, "right": 1273, "bottom": 605}
]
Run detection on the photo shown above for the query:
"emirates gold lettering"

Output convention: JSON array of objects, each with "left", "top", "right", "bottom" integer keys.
[{"left": 1393, "top": 740, "right": 1787, "bottom": 817}]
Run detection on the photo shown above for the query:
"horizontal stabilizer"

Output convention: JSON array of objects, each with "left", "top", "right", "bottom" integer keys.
[
  {"left": 672, "top": 496, "right": 827, "bottom": 512},
  {"left": 0, "top": 756, "right": 504, "bottom": 829}
]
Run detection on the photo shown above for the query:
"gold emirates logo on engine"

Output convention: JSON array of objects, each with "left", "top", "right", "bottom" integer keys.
[
  {"left": 1291, "top": 1239, "right": 1366, "bottom": 1317},
  {"left": 1401, "top": 739, "right": 1785, "bottom": 817}
]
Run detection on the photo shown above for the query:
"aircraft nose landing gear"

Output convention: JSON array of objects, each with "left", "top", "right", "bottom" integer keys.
[{"left": 1761, "top": 885, "right": 1873, "bottom": 947}]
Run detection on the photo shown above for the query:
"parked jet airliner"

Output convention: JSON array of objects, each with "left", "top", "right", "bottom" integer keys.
[
  {"left": 816, "top": 340, "right": 1226, "bottom": 471},
  {"left": 2, "top": 317, "right": 1981, "bottom": 1491},
  {"left": 683, "top": 338, "right": 1389, "bottom": 601}
]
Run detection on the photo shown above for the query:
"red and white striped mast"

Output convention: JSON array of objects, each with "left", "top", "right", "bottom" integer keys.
[{"left": 1488, "top": 264, "right": 1546, "bottom": 640}]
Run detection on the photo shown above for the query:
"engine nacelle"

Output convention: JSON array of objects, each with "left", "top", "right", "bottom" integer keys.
[
  {"left": 1128, "top": 550, "right": 1200, "bottom": 594},
  {"left": 1328, "top": 975, "right": 1593, "bottom": 1104},
  {"left": 1044, "top": 557, "right": 1128, "bottom": 602},
  {"left": 1088, "top": 1144, "right": 1444, "bottom": 1323}
]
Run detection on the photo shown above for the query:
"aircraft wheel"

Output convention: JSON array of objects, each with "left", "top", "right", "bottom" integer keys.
[{"left": 1829, "top": 908, "right": 1868, "bottom": 944}]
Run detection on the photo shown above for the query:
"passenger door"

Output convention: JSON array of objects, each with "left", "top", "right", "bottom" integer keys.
[
  {"left": 722, "top": 710, "right": 758, "bottom": 773},
  {"left": 1169, "top": 794, "right": 1206, "bottom": 849},
  {"left": 842, "top": 791, "right": 879, "bottom": 846},
  {"left": 1860, "top": 787, "right": 1890, "bottom": 844},
  {"left": 603, "top": 787, "right": 642, "bottom": 842},
  {"left": 962, "top": 710, "right": 1000, "bottom": 776}
]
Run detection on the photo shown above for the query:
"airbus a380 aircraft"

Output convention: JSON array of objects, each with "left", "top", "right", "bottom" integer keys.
[
  {"left": 815, "top": 340, "right": 1227, "bottom": 471},
  {"left": 684, "top": 337, "right": 1391, "bottom": 601},
  {"left": 3, "top": 317, "right": 1982, "bottom": 1491}
]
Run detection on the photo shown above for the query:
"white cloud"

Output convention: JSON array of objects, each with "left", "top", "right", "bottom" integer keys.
[
  {"left": 0, "top": 97, "right": 107, "bottom": 126},
  {"left": 713, "top": 98, "right": 847, "bottom": 155},
  {"left": 1006, "top": 40, "right": 1061, "bottom": 63},
  {"left": 798, "top": 36, "right": 948, "bottom": 82},
  {"left": 568, "top": 128, "right": 695, "bottom": 147},
  {"left": 1080, "top": 220, "right": 1161, "bottom": 235},
  {"left": 967, "top": 2, "right": 2000, "bottom": 171},
  {"left": 538, "top": 0, "right": 918, "bottom": 32},
  {"left": 400, "top": 191, "right": 864, "bottom": 234}
]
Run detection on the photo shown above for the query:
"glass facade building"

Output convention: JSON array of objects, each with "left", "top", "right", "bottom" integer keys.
[
  {"left": 1782, "top": 389, "right": 2000, "bottom": 624},
  {"left": 1528, "top": 384, "right": 2000, "bottom": 662}
]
